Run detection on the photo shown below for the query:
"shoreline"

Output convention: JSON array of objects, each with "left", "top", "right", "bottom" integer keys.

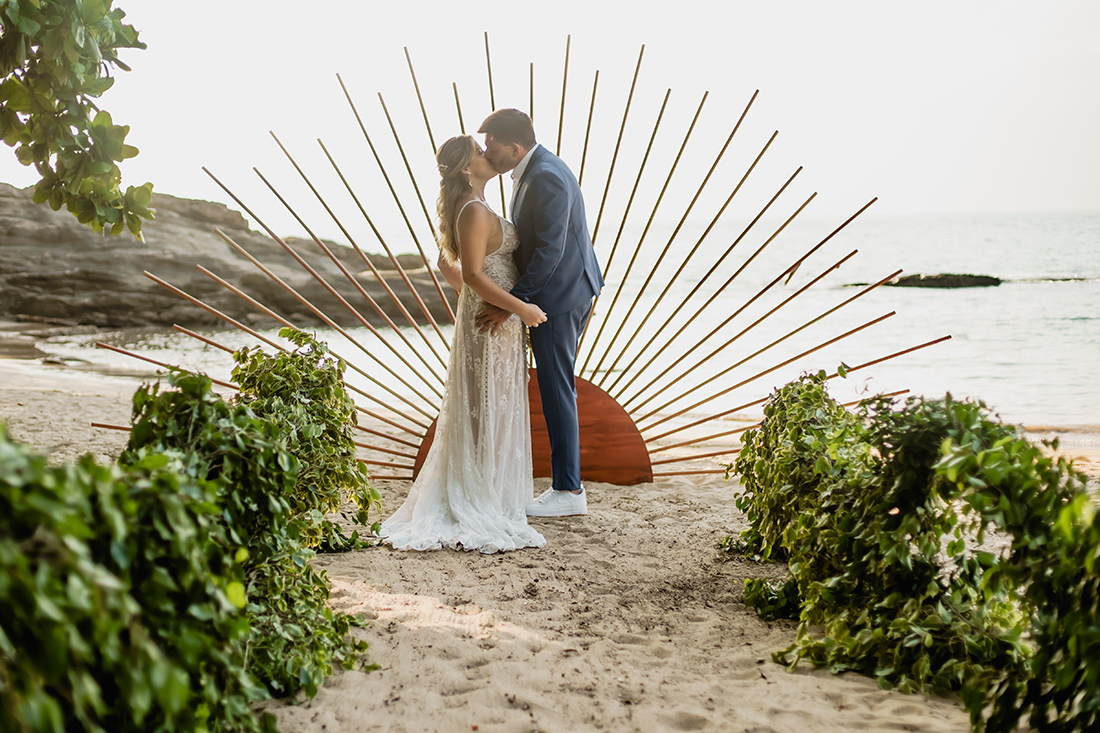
[{"left": 3, "top": 323, "right": 1098, "bottom": 732}]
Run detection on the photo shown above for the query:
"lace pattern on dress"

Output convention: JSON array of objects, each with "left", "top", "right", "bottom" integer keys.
[{"left": 381, "top": 201, "right": 543, "bottom": 553}]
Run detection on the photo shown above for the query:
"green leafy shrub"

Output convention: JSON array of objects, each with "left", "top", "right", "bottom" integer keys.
[
  {"left": 1, "top": 330, "right": 379, "bottom": 730},
  {"left": 231, "top": 328, "right": 380, "bottom": 552},
  {"left": 0, "top": 425, "right": 271, "bottom": 732},
  {"left": 123, "top": 360, "right": 373, "bottom": 699},
  {"left": 728, "top": 372, "right": 1098, "bottom": 731}
]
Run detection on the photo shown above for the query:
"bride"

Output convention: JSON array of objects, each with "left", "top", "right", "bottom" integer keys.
[{"left": 380, "top": 135, "right": 548, "bottom": 553}]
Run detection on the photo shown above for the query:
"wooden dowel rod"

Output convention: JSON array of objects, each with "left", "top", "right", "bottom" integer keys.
[
  {"left": 354, "top": 441, "right": 417, "bottom": 460},
  {"left": 264, "top": 142, "right": 450, "bottom": 373},
  {"left": 359, "top": 458, "right": 416, "bottom": 470},
  {"left": 624, "top": 246, "right": 867, "bottom": 413},
  {"left": 368, "top": 91, "right": 454, "bottom": 323},
  {"left": 314, "top": 139, "right": 451, "bottom": 366},
  {"left": 484, "top": 32, "right": 507, "bottom": 215},
  {"left": 781, "top": 197, "right": 878, "bottom": 285},
  {"left": 453, "top": 82, "right": 465, "bottom": 134},
  {"left": 210, "top": 225, "right": 443, "bottom": 413},
  {"left": 249, "top": 155, "right": 448, "bottom": 387},
  {"left": 638, "top": 312, "right": 896, "bottom": 432},
  {"left": 642, "top": 387, "right": 910, "bottom": 457},
  {"left": 143, "top": 271, "right": 284, "bottom": 352},
  {"left": 404, "top": 46, "right": 436, "bottom": 153},
  {"left": 91, "top": 422, "right": 130, "bottom": 432},
  {"left": 624, "top": 244, "right": 853, "bottom": 411},
  {"left": 649, "top": 423, "right": 758, "bottom": 454},
  {"left": 579, "top": 88, "right": 671, "bottom": 375},
  {"left": 645, "top": 340, "right": 940, "bottom": 446},
  {"left": 579, "top": 88, "right": 755, "bottom": 361},
  {"left": 591, "top": 44, "right": 644, "bottom": 243},
  {"left": 586, "top": 91, "right": 709, "bottom": 381},
  {"left": 209, "top": 230, "right": 439, "bottom": 421},
  {"left": 651, "top": 447, "right": 742, "bottom": 466},
  {"left": 612, "top": 195, "right": 876, "bottom": 401},
  {"left": 556, "top": 35, "right": 570, "bottom": 156},
  {"left": 826, "top": 336, "right": 952, "bottom": 379},
  {"left": 94, "top": 341, "right": 239, "bottom": 390},
  {"left": 204, "top": 162, "right": 447, "bottom": 361},
  {"left": 166, "top": 315, "right": 427, "bottom": 439},
  {"left": 578, "top": 70, "right": 599, "bottom": 185},
  {"left": 365, "top": 473, "right": 415, "bottom": 481},
  {"left": 645, "top": 397, "right": 768, "bottom": 444},
  {"left": 353, "top": 407, "right": 425, "bottom": 440},
  {"left": 633, "top": 266, "right": 894, "bottom": 420},
  {"left": 484, "top": 31, "right": 496, "bottom": 110},
  {"left": 334, "top": 74, "right": 454, "bottom": 334},
  {"left": 196, "top": 262, "right": 443, "bottom": 399},
  {"left": 651, "top": 469, "right": 727, "bottom": 477},
  {"left": 529, "top": 61, "right": 534, "bottom": 120},
  {"left": 603, "top": 136, "right": 785, "bottom": 391},
  {"left": 596, "top": 91, "right": 758, "bottom": 390},
  {"left": 171, "top": 325, "right": 236, "bottom": 353},
  {"left": 608, "top": 159, "right": 799, "bottom": 398},
  {"left": 354, "top": 423, "right": 420, "bottom": 450},
  {"left": 375, "top": 93, "right": 452, "bottom": 308},
  {"left": 146, "top": 269, "right": 431, "bottom": 434}
]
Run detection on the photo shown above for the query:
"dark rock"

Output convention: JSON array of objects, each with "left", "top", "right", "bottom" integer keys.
[
  {"left": 0, "top": 184, "right": 455, "bottom": 329},
  {"left": 889, "top": 273, "right": 1002, "bottom": 288}
]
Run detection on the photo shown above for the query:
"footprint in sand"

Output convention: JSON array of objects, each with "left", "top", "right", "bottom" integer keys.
[
  {"left": 610, "top": 633, "right": 647, "bottom": 645},
  {"left": 659, "top": 710, "right": 711, "bottom": 730},
  {"left": 725, "top": 656, "right": 762, "bottom": 680}
]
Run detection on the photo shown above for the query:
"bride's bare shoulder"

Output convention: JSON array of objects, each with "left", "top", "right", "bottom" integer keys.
[{"left": 455, "top": 197, "right": 498, "bottom": 228}]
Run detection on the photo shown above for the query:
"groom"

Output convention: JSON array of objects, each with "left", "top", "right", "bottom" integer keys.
[{"left": 475, "top": 109, "right": 604, "bottom": 517}]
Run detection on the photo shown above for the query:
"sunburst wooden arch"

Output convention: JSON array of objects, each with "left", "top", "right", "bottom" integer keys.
[{"left": 98, "top": 34, "right": 949, "bottom": 485}]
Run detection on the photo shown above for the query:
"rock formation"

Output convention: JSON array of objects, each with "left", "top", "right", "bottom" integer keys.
[
  {"left": 889, "top": 273, "right": 1002, "bottom": 288},
  {"left": 0, "top": 184, "right": 454, "bottom": 329}
]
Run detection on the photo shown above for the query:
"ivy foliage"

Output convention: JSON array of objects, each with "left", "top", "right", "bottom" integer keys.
[
  {"left": 231, "top": 328, "right": 381, "bottom": 552},
  {"left": 728, "top": 372, "right": 1099, "bottom": 731},
  {"left": 124, "top": 330, "right": 378, "bottom": 698},
  {"left": 0, "top": 0, "right": 153, "bottom": 236},
  {"left": 1, "top": 330, "right": 379, "bottom": 730},
  {"left": 0, "top": 425, "right": 273, "bottom": 732}
]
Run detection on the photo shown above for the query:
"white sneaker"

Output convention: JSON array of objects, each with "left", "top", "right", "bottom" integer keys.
[{"left": 526, "top": 487, "right": 587, "bottom": 517}]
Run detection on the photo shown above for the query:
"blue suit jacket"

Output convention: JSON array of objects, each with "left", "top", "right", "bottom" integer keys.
[{"left": 510, "top": 146, "right": 603, "bottom": 316}]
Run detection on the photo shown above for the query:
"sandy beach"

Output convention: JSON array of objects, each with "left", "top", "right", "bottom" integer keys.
[{"left": 3, "top": 324, "right": 1098, "bottom": 733}]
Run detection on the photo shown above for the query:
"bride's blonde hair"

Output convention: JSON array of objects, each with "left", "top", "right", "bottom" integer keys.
[{"left": 435, "top": 135, "right": 478, "bottom": 263}]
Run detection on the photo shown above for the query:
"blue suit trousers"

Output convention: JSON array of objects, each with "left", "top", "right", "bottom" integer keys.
[{"left": 529, "top": 298, "right": 593, "bottom": 493}]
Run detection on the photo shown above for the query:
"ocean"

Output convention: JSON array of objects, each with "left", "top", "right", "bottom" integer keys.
[{"left": 43, "top": 210, "right": 1100, "bottom": 430}]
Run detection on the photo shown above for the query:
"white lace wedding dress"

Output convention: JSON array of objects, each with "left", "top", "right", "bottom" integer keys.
[{"left": 381, "top": 200, "right": 545, "bottom": 553}]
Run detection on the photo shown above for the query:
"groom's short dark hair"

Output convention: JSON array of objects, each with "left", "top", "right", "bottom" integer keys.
[{"left": 479, "top": 109, "right": 536, "bottom": 149}]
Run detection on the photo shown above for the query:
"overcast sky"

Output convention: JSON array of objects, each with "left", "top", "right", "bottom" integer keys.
[{"left": 2, "top": 0, "right": 1097, "bottom": 240}]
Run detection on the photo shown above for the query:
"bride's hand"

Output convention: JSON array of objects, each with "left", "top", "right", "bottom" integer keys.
[{"left": 521, "top": 303, "right": 547, "bottom": 328}]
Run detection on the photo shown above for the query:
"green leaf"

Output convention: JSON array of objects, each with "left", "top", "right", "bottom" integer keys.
[
  {"left": 81, "top": 0, "right": 109, "bottom": 24},
  {"left": 225, "top": 581, "right": 247, "bottom": 609}
]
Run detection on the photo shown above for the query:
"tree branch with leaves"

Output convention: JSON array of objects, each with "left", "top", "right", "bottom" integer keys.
[{"left": 0, "top": 0, "right": 152, "bottom": 236}]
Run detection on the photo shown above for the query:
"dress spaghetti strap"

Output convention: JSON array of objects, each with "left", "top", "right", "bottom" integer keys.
[
  {"left": 455, "top": 197, "right": 488, "bottom": 224},
  {"left": 454, "top": 198, "right": 505, "bottom": 255}
]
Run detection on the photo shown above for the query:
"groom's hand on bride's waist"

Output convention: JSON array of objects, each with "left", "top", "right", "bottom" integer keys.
[{"left": 475, "top": 304, "right": 512, "bottom": 335}]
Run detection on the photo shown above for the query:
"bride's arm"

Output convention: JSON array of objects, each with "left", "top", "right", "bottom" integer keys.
[
  {"left": 437, "top": 253, "right": 463, "bottom": 293},
  {"left": 458, "top": 204, "right": 546, "bottom": 328}
]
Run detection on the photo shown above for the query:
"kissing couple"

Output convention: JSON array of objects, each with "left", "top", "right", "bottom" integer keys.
[{"left": 381, "top": 108, "right": 604, "bottom": 553}]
